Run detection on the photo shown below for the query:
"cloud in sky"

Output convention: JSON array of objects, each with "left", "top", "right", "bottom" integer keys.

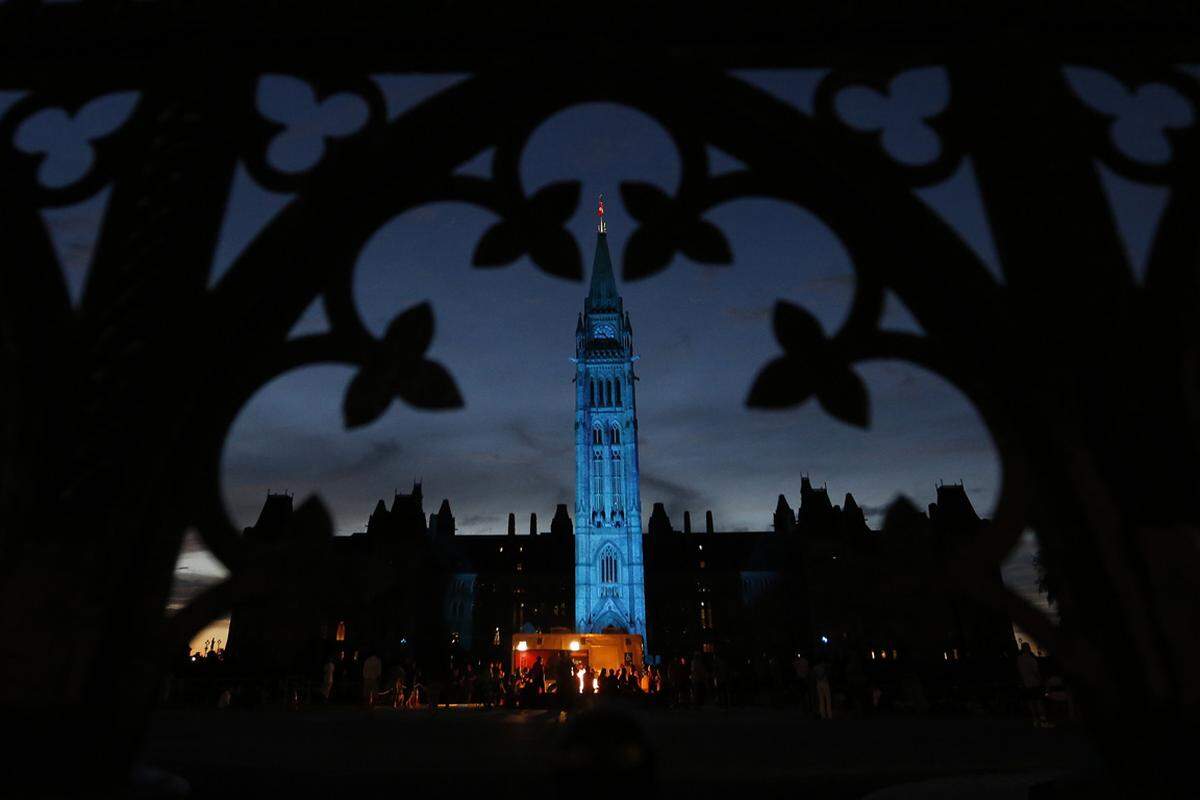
[{"left": 639, "top": 472, "right": 708, "bottom": 523}]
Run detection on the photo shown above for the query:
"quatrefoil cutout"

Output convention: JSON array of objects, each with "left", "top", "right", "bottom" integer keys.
[
  {"left": 1064, "top": 67, "right": 1194, "bottom": 165},
  {"left": 834, "top": 67, "right": 950, "bottom": 166},
  {"left": 13, "top": 92, "right": 139, "bottom": 189},
  {"left": 257, "top": 75, "right": 369, "bottom": 174}
]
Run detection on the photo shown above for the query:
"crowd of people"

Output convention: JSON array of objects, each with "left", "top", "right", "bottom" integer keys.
[{"left": 166, "top": 641, "right": 1076, "bottom": 727}]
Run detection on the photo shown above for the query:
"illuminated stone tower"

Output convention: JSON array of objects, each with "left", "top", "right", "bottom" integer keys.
[{"left": 574, "top": 196, "right": 647, "bottom": 641}]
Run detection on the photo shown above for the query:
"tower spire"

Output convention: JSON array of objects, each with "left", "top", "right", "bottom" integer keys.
[{"left": 586, "top": 195, "right": 619, "bottom": 312}]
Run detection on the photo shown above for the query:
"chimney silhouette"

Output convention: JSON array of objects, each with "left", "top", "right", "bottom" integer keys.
[
  {"left": 648, "top": 503, "right": 673, "bottom": 535},
  {"left": 507, "top": 512, "right": 516, "bottom": 536},
  {"left": 705, "top": 510, "right": 714, "bottom": 533},
  {"left": 683, "top": 511, "right": 692, "bottom": 534},
  {"left": 529, "top": 512, "right": 538, "bottom": 536},
  {"left": 551, "top": 504, "right": 573, "bottom": 538}
]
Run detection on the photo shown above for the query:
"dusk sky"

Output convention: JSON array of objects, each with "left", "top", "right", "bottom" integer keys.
[{"left": 9, "top": 65, "right": 1190, "bottom": 644}]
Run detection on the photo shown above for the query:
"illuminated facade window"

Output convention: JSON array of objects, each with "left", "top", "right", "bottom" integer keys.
[
  {"left": 700, "top": 605, "right": 714, "bottom": 629},
  {"left": 611, "top": 451, "right": 623, "bottom": 507},
  {"left": 600, "top": 551, "right": 619, "bottom": 584},
  {"left": 593, "top": 450, "right": 604, "bottom": 513},
  {"left": 335, "top": 621, "right": 346, "bottom": 642}
]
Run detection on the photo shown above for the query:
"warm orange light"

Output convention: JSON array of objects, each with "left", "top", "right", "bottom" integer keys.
[
  {"left": 516, "top": 640, "right": 528, "bottom": 652},
  {"left": 569, "top": 640, "right": 581, "bottom": 651}
]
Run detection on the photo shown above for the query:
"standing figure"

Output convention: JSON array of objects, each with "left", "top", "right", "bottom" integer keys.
[
  {"left": 321, "top": 657, "right": 335, "bottom": 703},
  {"left": 362, "top": 652, "right": 382, "bottom": 707},
  {"left": 814, "top": 658, "right": 833, "bottom": 720}
]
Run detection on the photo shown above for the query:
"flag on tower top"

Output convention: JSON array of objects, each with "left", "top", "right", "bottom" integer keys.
[{"left": 597, "top": 194, "right": 606, "bottom": 233}]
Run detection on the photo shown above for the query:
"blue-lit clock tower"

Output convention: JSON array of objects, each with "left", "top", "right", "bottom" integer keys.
[{"left": 573, "top": 197, "right": 647, "bottom": 642}]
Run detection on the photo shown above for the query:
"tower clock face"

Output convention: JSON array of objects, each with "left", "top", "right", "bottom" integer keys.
[{"left": 593, "top": 323, "right": 616, "bottom": 339}]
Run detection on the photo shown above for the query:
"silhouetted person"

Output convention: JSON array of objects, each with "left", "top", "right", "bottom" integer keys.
[
  {"left": 390, "top": 662, "right": 408, "bottom": 708},
  {"left": 690, "top": 653, "right": 709, "bottom": 707},
  {"left": 362, "top": 652, "right": 382, "bottom": 707},
  {"left": 407, "top": 670, "right": 424, "bottom": 709},
  {"left": 555, "top": 656, "right": 574, "bottom": 709},
  {"left": 320, "top": 657, "right": 335, "bottom": 703},
  {"left": 792, "top": 652, "right": 811, "bottom": 715},
  {"left": 531, "top": 656, "right": 545, "bottom": 696},
  {"left": 669, "top": 657, "right": 688, "bottom": 706},
  {"left": 556, "top": 709, "right": 656, "bottom": 792},
  {"left": 713, "top": 654, "right": 731, "bottom": 708},
  {"left": 814, "top": 657, "right": 833, "bottom": 719}
]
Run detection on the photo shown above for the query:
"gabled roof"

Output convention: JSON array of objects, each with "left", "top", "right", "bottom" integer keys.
[{"left": 251, "top": 493, "right": 293, "bottom": 538}]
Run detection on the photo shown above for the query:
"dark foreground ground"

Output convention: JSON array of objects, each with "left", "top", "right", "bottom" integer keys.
[{"left": 143, "top": 707, "right": 1107, "bottom": 798}]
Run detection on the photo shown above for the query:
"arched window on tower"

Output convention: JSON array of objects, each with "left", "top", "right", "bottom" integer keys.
[
  {"left": 593, "top": 427, "right": 602, "bottom": 445},
  {"left": 600, "top": 551, "right": 618, "bottom": 584},
  {"left": 590, "top": 380, "right": 595, "bottom": 406},
  {"left": 615, "top": 379, "right": 622, "bottom": 407},
  {"left": 606, "top": 380, "right": 613, "bottom": 406},
  {"left": 593, "top": 449, "right": 604, "bottom": 515},
  {"left": 611, "top": 427, "right": 621, "bottom": 445},
  {"left": 612, "top": 451, "right": 623, "bottom": 507}
]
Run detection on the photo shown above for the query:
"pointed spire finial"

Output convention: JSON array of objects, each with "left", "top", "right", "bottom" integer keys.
[{"left": 597, "top": 193, "right": 606, "bottom": 234}]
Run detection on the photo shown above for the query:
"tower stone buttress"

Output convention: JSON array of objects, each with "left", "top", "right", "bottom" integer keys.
[{"left": 574, "top": 196, "right": 647, "bottom": 643}]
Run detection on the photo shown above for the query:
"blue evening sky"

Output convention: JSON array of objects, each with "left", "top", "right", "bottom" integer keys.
[{"left": 7, "top": 66, "right": 1193, "bottom": 627}]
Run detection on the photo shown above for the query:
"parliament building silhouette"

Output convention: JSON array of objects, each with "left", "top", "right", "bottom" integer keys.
[{"left": 227, "top": 209, "right": 1016, "bottom": 685}]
